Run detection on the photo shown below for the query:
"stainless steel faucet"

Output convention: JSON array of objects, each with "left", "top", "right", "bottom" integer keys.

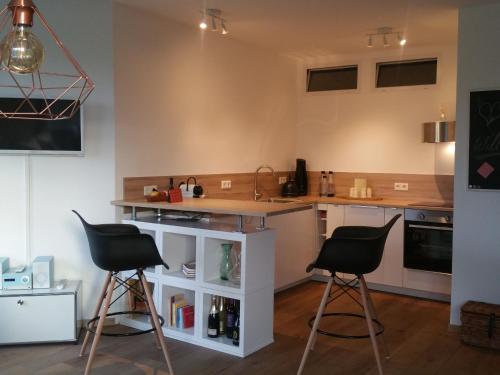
[{"left": 254, "top": 165, "right": 275, "bottom": 201}]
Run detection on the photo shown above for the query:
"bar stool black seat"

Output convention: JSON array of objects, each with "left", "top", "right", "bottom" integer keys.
[
  {"left": 297, "top": 214, "right": 401, "bottom": 375},
  {"left": 73, "top": 210, "right": 175, "bottom": 375}
]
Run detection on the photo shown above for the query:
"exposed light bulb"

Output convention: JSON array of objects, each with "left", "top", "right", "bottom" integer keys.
[
  {"left": 398, "top": 33, "right": 407, "bottom": 46},
  {"left": 1, "top": 24, "right": 44, "bottom": 74},
  {"left": 199, "top": 20, "right": 207, "bottom": 30},
  {"left": 367, "top": 35, "right": 373, "bottom": 48},
  {"left": 221, "top": 19, "right": 228, "bottom": 35}
]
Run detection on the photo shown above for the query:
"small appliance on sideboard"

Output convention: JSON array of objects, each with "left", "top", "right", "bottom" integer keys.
[
  {"left": 0, "top": 257, "right": 9, "bottom": 289},
  {"left": 2, "top": 266, "right": 32, "bottom": 290},
  {"left": 32, "top": 256, "right": 54, "bottom": 289},
  {"left": 404, "top": 207, "right": 453, "bottom": 274}
]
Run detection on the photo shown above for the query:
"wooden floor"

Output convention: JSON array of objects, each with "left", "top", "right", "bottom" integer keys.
[{"left": 1, "top": 281, "right": 499, "bottom": 375}]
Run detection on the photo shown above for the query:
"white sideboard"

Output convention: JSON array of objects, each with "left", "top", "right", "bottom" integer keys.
[{"left": 0, "top": 280, "right": 82, "bottom": 345}]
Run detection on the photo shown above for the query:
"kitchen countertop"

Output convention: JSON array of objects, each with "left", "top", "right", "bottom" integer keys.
[
  {"left": 299, "top": 195, "right": 454, "bottom": 212},
  {"left": 111, "top": 198, "right": 314, "bottom": 218}
]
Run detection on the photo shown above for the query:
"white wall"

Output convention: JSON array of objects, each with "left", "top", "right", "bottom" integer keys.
[
  {"left": 0, "top": 0, "right": 115, "bottom": 318},
  {"left": 295, "top": 45, "right": 457, "bottom": 174},
  {"left": 114, "top": 3, "right": 298, "bottom": 197},
  {"left": 450, "top": 3, "right": 500, "bottom": 325}
]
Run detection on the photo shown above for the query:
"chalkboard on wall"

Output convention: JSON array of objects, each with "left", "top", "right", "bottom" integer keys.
[{"left": 469, "top": 90, "right": 500, "bottom": 190}]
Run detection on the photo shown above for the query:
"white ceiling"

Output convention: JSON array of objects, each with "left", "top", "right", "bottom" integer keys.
[{"left": 114, "top": 0, "right": 500, "bottom": 57}]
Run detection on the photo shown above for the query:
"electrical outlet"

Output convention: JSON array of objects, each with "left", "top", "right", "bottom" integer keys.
[
  {"left": 394, "top": 182, "right": 409, "bottom": 191},
  {"left": 278, "top": 176, "right": 287, "bottom": 184},
  {"left": 144, "top": 185, "right": 158, "bottom": 196},
  {"left": 221, "top": 180, "right": 232, "bottom": 190}
]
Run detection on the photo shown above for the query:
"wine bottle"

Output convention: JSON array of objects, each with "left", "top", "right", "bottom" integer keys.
[
  {"left": 207, "top": 295, "right": 219, "bottom": 338},
  {"left": 169, "top": 177, "right": 174, "bottom": 190},
  {"left": 232, "top": 305, "right": 240, "bottom": 346},
  {"left": 226, "top": 299, "right": 236, "bottom": 339},
  {"left": 218, "top": 296, "right": 226, "bottom": 335}
]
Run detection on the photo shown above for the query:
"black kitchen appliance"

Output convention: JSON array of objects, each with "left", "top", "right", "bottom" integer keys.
[
  {"left": 281, "top": 175, "right": 299, "bottom": 197},
  {"left": 404, "top": 208, "right": 453, "bottom": 274},
  {"left": 295, "top": 158, "right": 308, "bottom": 196}
]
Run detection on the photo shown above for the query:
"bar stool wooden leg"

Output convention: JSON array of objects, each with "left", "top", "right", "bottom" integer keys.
[
  {"left": 359, "top": 277, "right": 390, "bottom": 359},
  {"left": 139, "top": 271, "right": 175, "bottom": 375},
  {"left": 297, "top": 277, "right": 334, "bottom": 375},
  {"left": 138, "top": 276, "right": 162, "bottom": 350},
  {"left": 80, "top": 271, "right": 112, "bottom": 357},
  {"left": 84, "top": 274, "right": 116, "bottom": 375},
  {"left": 359, "top": 275, "right": 384, "bottom": 375}
]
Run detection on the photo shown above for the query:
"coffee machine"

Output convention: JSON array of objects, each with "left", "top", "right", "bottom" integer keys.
[{"left": 295, "top": 158, "right": 308, "bottom": 196}]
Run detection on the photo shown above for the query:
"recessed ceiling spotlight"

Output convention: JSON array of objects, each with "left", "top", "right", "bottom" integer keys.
[
  {"left": 199, "top": 18, "right": 207, "bottom": 30},
  {"left": 398, "top": 33, "right": 407, "bottom": 46}
]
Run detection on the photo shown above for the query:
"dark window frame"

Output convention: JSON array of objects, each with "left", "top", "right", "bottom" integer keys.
[
  {"left": 306, "top": 65, "right": 359, "bottom": 92},
  {"left": 375, "top": 58, "right": 438, "bottom": 88}
]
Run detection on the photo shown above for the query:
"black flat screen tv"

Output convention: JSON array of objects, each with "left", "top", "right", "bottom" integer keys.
[{"left": 0, "top": 98, "right": 83, "bottom": 155}]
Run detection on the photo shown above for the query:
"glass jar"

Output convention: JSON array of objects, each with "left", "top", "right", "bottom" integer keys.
[{"left": 220, "top": 243, "right": 233, "bottom": 280}]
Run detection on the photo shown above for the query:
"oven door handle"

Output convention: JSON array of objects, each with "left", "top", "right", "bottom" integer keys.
[{"left": 408, "top": 224, "right": 453, "bottom": 231}]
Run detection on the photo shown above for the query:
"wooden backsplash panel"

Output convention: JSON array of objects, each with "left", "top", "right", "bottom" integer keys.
[
  {"left": 124, "top": 171, "right": 453, "bottom": 203},
  {"left": 308, "top": 172, "right": 453, "bottom": 202},
  {"left": 123, "top": 172, "right": 289, "bottom": 201}
]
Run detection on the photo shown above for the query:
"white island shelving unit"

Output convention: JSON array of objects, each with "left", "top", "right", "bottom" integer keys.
[{"left": 119, "top": 217, "right": 276, "bottom": 358}]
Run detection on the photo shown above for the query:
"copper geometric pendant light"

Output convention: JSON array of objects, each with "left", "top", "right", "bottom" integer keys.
[{"left": 0, "top": 0, "right": 94, "bottom": 120}]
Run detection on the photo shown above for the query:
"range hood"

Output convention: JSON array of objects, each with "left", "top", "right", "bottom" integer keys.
[{"left": 423, "top": 121, "right": 455, "bottom": 143}]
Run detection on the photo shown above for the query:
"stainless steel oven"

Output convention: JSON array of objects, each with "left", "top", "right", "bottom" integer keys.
[{"left": 404, "top": 208, "right": 453, "bottom": 274}]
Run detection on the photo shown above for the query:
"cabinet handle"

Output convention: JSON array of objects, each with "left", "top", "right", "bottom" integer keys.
[
  {"left": 17, "top": 299, "right": 24, "bottom": 306},
  {"left": 351, "top": 205, "right": 380, "bottom": 209}
]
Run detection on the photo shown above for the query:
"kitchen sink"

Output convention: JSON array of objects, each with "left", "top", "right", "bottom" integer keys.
[{"left": 265, "top": 197, "right": 304, "bottom": 204}]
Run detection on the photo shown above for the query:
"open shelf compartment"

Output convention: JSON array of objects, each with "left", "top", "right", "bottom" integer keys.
[
  {"left": 161, "top": 285, "right": 195, "bottom": 337},
  {"left": 202, "top": 237, "right": 242, "bottom": 291},
  {"left": 161, "top": 232, "right": 197, "bottom": 282},
  {"left": 201, "top": 291, "right": 242, "bottom": 350}
]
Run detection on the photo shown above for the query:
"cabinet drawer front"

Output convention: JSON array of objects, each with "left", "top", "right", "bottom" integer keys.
[{"left": 0, "top": 294, "right": 75, "bottom": 344}]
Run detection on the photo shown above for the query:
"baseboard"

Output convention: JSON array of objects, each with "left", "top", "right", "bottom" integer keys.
[{"left": 274, "top": 276, "right": 312, "bottom": 293}]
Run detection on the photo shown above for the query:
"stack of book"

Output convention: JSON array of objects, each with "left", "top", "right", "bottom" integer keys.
[
  {"left": 182, "top": 261, "right": 196, "bottom": 279},
  {"left": 167, "top": 293, "right": 194, "bottom": 329}
]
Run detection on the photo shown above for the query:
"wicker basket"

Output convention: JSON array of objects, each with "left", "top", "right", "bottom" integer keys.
[{"left": 461, "top": 301, "right": 500, "bottom": 350}]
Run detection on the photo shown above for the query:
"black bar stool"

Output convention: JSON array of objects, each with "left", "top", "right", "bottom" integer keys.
[
  {"left": 73, "top": 210, "right": 174, "bottom": 375},
  {"left": 297, "top": 214, "right": 401, "bottom": 375}
]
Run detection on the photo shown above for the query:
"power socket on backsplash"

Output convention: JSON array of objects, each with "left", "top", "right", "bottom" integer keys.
[
  {"left": 278, "top": 176, "right": 287, "bottom": 184},
  {"left": 394, "top": 182, "right": 409, "bottom": 191}
]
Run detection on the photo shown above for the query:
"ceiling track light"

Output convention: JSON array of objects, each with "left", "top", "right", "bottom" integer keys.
[
  {"left": 398, "top": 32, "right": 407, "bottom": 46},
  {"left": 366, "top": 27, "right": 407, "bottom": 49},
  {"left": 383, "top": 34, "right": 389, "bottom": 47},
  {"left": 199, "top": 8, "right": 228, "bottom": 35},
  {"left": 221, "top": 19, "right": 228, "bottom": 35}
]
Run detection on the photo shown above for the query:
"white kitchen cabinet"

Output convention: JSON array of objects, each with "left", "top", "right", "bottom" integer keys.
[
  {"left": 326, "top": 204, "right": 345, "bottom": 238},
  {"left": 403, "top": 269, "right": 451, "bottom": 296},
  {"left": 268, "top": 209, "right": 316, "bottom": 291},
  {"left": 375, "top": 208, "right": 404, "bottom": 287}
]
